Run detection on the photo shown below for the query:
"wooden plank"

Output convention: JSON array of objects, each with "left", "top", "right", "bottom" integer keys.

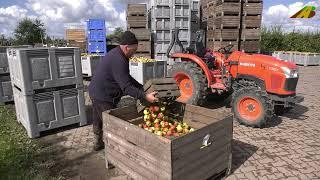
[
  {"left": 146, "top": 84, "right": 179, "bottom": 92},
  {"left": 65, "top": 29, "right": 86, "bottom": 41},
  {"left": 137, "top": 41, "right": 151, "bottom": 52},
  {"left": 106, "top": 145, "right": 152, "bottom": 180},
  {"left": 185, "top": 104, "right": 231, "bottom": 121},
  {"left": 171, "top": 116, "right": 233, "bottom": 150},
  {"left": 144, "top": 78, "right": 176, "bottom": 89},
  {"left": 244, "top": 2, "right": 263, "bottom": 15},
  {"left": 242, "top": 28, "right": 261, "bottom": 40},
  {"left": 127, "top": 4, "right": 146, "bottom": 16},
  {"left": 129, "top": 28, "right": 150, "bottom": 40},
  {"left": 103, "top": 112, "right": 172, "bottom": 162},
  {"left": 172, "top": 144, "right": 231, "bottom": 179},
  {"left": 106, "top": 133, "right": 171, "bottom": 178},
  {"left": 172, "top": 127, "right": 232, "bottom": 172}
]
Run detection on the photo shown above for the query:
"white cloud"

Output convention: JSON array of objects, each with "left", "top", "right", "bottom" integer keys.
[
  {"left": 0, "top": 0, "right": 149, "bottom": 38},
  {"left": 262, "top": 1, "right": 320, "bottom": 32}
]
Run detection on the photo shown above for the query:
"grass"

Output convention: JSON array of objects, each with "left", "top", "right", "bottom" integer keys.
[{"left": 0, "top": 105, "right": 64, "bottom": 180}]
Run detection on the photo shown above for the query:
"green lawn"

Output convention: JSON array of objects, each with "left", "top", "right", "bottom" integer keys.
[{"left": 0, "top": 105, "right": 64, "bottom": 180}]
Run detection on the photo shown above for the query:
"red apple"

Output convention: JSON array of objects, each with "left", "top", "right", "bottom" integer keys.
[
  {"left": 157, "top": 112, "right": 164, "bottom": 119},
  {"left": 153, "top": 106, "right": 160, "bottom": 112},
  {"left": 154, "top": 123, "right": 160, "bottom": 129}
]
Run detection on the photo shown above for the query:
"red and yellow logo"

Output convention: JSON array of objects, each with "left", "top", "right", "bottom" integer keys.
[{"left": 290, "top": 6, "right": 316, "bottom": 18}]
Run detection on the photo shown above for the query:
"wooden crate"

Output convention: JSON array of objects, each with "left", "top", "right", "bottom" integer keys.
[
  {"left": 127, "top": 4, "right": 147, "bottom": 16},
  {"left": 243, "top": 2, "right": 263, "bottom": 15},
  {"left": 129, "top": 28, "right": 150, "bottom": 40},
  {"left": 103, "top": 103, "right": 233, "bottom": 180},
  {"left": 241, "top": 28, "right": 261, "bottom": 40},
  {"left": 144, "top": 78, "right": 180, "bottom": 99},
  {"left": 215, "top": 2, "right": 241, "bottom": 13},
  {"left": 207, "top": 2, "right": 216, "bottom": 16},
  {"left": 240, "top": 40, "right": 260, "bottom": 52},
  {"left": 214, "top": 16, "right": 241, "bottom": 29},
  {"left": 127, "top": 16, "right": 147, "bottom": 28},
  {"left": 137, "top": 41, "right": 151, "bottom": 53},
  {"left": 207, "top": 29, "right": 215, "bottom": 40},
  {"left": 65, "top": 29, "right": 86, "bottom": 41},
  {"left": 215, "top": 29, "right": 240, "bottom": 41},
  {"left": 133, "top": 52, "right": 151, "bottom": 58},
  {"left": 243, "top": 15, "right": 262, "bottom": 28},
  {"left": 213, "top": 40, "right": 239, "bottom": 51}
]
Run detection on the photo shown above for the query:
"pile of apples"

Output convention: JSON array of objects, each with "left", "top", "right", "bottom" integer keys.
[
  {"left": 130, "top": 56, "right": 156, "bottom": 63},
  {"left": 138, "top": 104, "right": 194, "bottom": 138}
]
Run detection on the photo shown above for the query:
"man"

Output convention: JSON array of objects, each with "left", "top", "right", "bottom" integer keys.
[{"left": 89, "top": 31, "right": 158, "bottom": 151}]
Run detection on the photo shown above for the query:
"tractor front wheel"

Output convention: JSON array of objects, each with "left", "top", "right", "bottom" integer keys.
[
  {"left": 169, "top": 62, "right": 207, "bottom": 106},
  {"left": 232, "top": 86, "right": 273, "bottom": 128}
]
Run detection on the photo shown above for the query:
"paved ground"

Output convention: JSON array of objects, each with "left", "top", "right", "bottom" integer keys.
[{"left": 39, "top": 66, "right": 320, "bottom": 180}]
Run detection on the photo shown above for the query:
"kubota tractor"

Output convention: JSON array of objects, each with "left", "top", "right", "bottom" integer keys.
[{"left": 167, "top": 29, "right": 304, "bottom": 127}]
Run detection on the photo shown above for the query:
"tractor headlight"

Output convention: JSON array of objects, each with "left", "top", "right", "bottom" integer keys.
[{"left": 281, "top": 67, "right": 299, "bottom": 78}]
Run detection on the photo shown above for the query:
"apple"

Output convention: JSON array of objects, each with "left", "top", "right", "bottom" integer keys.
[
  {"left": 143, "top": 109, "right": 150, "bottom": 115},
  {"left": 156, "top": 131, "right": 163, "bottom": 136},
  {"left": 154, "top": 118, "right": 160, "bottom": 124},
  {"left": 153, "top": 106, "right": 160, "bottom": 112},
  {"left": 169, "top": 126, "right": 176, "bottom": 131},
  {"left": 138, "top": 124, "right": 143, "bottom": 128},
  {"left": 143, "top": 124, "right": 148, "bottom": 129},
  {"left": 157, "top": 112, "right": 164, "bottom": 119},
  {"left": 146, "top": 121, "right": 152, "bottom": 127},
  {"left": 189, "top": 128, "right": 195, "bottom": 132},
  {"left": 151, "top": 113, "right": 157, "bottom": 119},
  {"left": 166, "top": 131, "right": 173, "bottom": 136},
  {"left": 160, "top": 106, "right": 166, "bottom": 112},
  {"left": 183, "top": 128, "right": 190, "bottom": 134},
  {"left": 163, "top": 127, "right": 169, "bottom": 132},
  {"left": 164, "top": 121, "right": 169, "bottom": 128},
  {"left": 173, "top": 133, "right": 180, "bottom": 137},
  {"left": 144, "top": 114, "right": 151, "bottom": 121},
  {"left": 154, "top": 123, "right": 160, "bottom": 128},
  {"left": 176, "top": 125, "right": 183, "bottom": 133},
  {"left": 160, "top": 121, "right": 165, "bottom": 128},
  {"left": 183, "top": 122, "right": 189, "bottom": 129}
]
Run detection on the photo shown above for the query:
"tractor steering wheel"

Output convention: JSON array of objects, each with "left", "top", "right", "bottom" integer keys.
[{"left": 218, "top": 44, "right": 234, "bottom": 54}]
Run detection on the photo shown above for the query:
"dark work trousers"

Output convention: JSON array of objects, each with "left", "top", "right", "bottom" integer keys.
[{"left": 91, "top": 98, "right": 116, "bottom": 135}]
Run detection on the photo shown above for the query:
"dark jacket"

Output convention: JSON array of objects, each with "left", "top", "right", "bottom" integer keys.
[{"left": 88, "top": 46, "right": 145, "bottom": 104}]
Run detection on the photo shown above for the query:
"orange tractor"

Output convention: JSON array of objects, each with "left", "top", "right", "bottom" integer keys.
[{"left": 167, "top": 29, "right": 304, "bottom": 127}]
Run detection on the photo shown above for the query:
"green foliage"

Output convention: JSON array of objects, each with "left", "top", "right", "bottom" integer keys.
[
  {"left": 107, "top": 27, "right": 124, "bottom": 43},
  {"left": 0, "top": 105, "right": 64, "bottom": 180},
  {"left": 261, "top": 25, "right": 320, "bottom": 53},
  {"left": 14, "top": 18, "right": 46, "bottom": 45}
]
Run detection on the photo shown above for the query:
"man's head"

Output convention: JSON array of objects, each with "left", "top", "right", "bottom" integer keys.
[{"left": 119, "top": 31, "right": 138, "bottom": 58}]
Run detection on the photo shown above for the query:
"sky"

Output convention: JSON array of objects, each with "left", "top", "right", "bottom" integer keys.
[{"left": 0, "top": 0, "right": 319, "bottom": 38}]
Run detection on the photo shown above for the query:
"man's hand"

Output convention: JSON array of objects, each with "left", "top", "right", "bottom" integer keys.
[{"left": 145, "top": 92, "right": 159, "bottom": 103}]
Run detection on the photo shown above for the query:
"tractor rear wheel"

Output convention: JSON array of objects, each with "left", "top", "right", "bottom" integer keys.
[
  {"left": 232, "top": 86, "right": 273, "bottom": 128},
  {"left": 169, "top": 62, "right": 207, "bottom": 106}
]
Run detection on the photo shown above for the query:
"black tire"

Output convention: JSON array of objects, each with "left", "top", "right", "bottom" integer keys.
[
  {"left": 169, "top": 62, "right": 207, "bottom": 106},
  {"left": 232, "top": 86, "right": 273, "bottom": 128}
]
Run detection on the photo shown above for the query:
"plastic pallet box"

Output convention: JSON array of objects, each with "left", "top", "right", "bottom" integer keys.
[
  {"left": 129, "top": 61, "right": 167, "bottom": 85},
  {"left": 88, "top": 41, "right": 107, "bottom": 55},
  {"left": 7, "top": 47, "right": 83, "bottom": 95},
  {"left": 13, "top": 87, "right": 87, "bottom": 138},
  {"left": 293, "top": 52, "right": 320, "bottom": 66},
  {"left": 0, "top": 75, "right": 13, "bottom": 104},
  {"left": 87, "top": 19, "right": 106, "bottom": 30},
  {"left": 81, "top": 55, "right": 103, "bottom": 77},
  {"left": 88, "top": 29, "right": 106, "bottom": 41}
]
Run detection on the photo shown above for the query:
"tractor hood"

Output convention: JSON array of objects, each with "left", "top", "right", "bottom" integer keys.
[{"left": 231, "top": 51, "right": 298, "bottom": 70}]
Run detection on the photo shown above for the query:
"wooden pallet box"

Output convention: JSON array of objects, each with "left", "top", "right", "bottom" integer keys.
[
  {"left": 103, "top": 103, "right": 233, "bottom": 180},
  {"left": 137, "top": 41, "right": 151, "bottom": 53},
  {"left": 215, "top": 3, "right": 241, "bottom": 13},
  {"left": 214, "top": 16, "right": 241, "bottom": 29},
  {"left": 243, "top": 15, "right": 262, "bottom": 28},
  {"left": 129, "top": 28, "right": 150, "bottom": 40},
  {"left": 127, "top": 4, "right": 147, "bottom": 16},
  {"left": 241, "top": 28, "right": 261, "bottom": 40},
  {"left": 215, "top": 29, "right": 240, "bottom": 41},
  {"left": 244, "top": 2, "right": 263, "bottom": 15}
]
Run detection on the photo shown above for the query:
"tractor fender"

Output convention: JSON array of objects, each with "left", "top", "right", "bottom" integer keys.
[
  {"left": 236, "top": 74, "right": 266, "bottom": 90},
  {"left": 171, "top": 53, "right": 212, "bottom": 87}
]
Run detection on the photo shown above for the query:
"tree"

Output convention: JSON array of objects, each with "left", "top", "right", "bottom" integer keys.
[
  {"left": 14, "top": 18, "right": 46, "bottom": 45},
  {"left": 107, "top": 27, "right": 124, "bottom": 43}
]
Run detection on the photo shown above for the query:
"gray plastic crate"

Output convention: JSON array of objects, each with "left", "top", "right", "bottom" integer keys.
[
  {"left": 155, "top": 30, "right": 172, "bottom": 41},
  {"left": 0, "top": 75, "right": 13, "bottom": 104},
  {"left": 129, "top": 61, "right": 167, "bottom": 84},
  {"left": 293, "top": 52, "right": 320, "bottom": 66},
  {"left": 7, "top": 47, "right": 83, "bottom": 95},
  {"left": 13, "top": 87, "right": 87, "bottom": 138},
  {"left": 151, "top": 18, "right": 171, "bottom": 30},
  {"left": 150, "top": 0, "right": 172, "bottom": 6},
  {"left": 81, "top": 55, "right": 103, "bottom": 77},
  {"left": 174, "top": 5, "right": 191, "bottom": 17},
  {"left": 151, "top": 6, "right": 171, "bottom": 18}
]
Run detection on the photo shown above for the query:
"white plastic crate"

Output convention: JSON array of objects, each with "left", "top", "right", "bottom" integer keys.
[
  {"left": 7, "top": 47, "right": 83, "bottom": 95},
  {"left": 13, "top": 87, "right": 87, "bottom": 138},
  {"left": 293, "top": 52, "right": 320, "bottom": 66},
  {"left": 0, "top": 75, "right": 13, "bottom": 104},
  {"left": 81, "top": 55, "right": 103, "bottom": 77},
  {"left": 129, "top": 61, "right": 167, "bottom": 84}
]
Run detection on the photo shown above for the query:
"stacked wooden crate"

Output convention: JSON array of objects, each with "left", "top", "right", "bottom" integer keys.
[
  {"left": 240, "top": 0, "right": 263, "bottom": 52},
  {"left": 65, "top": 29, "right": 87, "bottom": 53},
  {"left": 204, "top": 0, "right": 262, "bottom": 53},
  {"left": 127, "top": 4, "right": 151, "bottom": 58}
]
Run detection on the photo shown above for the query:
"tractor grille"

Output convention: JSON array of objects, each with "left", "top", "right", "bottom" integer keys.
[{"left": 284, "top": 78, "right": 298, "bottom": 91}]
